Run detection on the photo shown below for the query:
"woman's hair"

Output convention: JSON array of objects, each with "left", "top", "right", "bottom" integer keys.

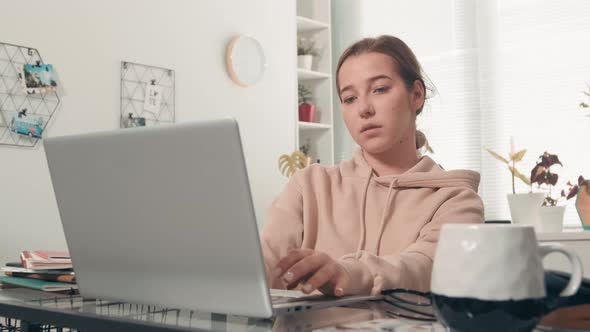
[{"left": 335, "top": 35, "right": 434, "bottom": 151}]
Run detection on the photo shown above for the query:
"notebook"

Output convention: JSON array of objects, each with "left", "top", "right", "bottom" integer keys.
[{"left": 0, "top": 276, "right": 78, "bottom": 292}]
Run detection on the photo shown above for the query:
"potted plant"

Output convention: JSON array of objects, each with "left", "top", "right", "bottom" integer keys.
[
  {"left": 298, "top": 84, "right": 316, "bottom": 123},
  {"left": 530, "top": 152, "right": 580, "bottom": 233},
  {"left": 485, "top": 139, "right": 544, "bottom": 226},
  {"left": 297, "top": 36, "right": 318, "bottom": 71}
]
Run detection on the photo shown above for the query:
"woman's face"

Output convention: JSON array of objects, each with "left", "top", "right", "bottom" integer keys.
[{"left": 337, "top": 52, "right": 424, "bottom": 155}]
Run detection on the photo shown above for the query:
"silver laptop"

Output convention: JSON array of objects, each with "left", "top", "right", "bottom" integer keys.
[{"left": 44, "top": 118, "right": 378, "bottom": 318}]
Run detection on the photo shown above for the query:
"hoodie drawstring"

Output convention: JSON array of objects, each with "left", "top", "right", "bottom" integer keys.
[
  {"left": 374, "top": 179, "right": 397, "bottom": 255},
  {"left": 355, "top": 169, "right": 373, "bottom": 258},
  {"left": 356, "top": 168, "right": 399, "bottom": 257}
]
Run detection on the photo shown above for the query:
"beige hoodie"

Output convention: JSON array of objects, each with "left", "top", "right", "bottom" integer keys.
[{"left": 261, "top": 149, "right": 484, "bottom": 296}]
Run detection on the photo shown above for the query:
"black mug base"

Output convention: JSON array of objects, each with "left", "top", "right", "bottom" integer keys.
[{"left": 431, "top": 293, "right": 548, "bottom": 332}]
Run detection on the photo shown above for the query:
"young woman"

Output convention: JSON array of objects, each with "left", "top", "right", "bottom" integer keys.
[{"left": 261, "top": 35, "right": 484, "bottom": 297}]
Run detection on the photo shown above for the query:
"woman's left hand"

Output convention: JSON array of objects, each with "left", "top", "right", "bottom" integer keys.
[{"left": 273, "top": 248, "right": 350, "bottom": 296}]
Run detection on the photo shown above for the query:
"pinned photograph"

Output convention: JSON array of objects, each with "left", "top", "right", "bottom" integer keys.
[
  {"left": 143, "top": 83, "right": 163, "bottom": 113},
  {"left": 122, "top": 113, "right": 146, "bottom": 128},
  {"left": 17, "top": 63, "right": 58, "bottom": 94},
  {"left": 8, "top": 108, "right": 45, "bottom": 139}
]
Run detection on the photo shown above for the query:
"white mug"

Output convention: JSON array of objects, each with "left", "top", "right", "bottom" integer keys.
[{"left": 431, "top": 224, "right": 583, "bottom": 332}]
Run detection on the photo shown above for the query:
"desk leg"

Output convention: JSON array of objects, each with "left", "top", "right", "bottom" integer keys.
[{"left": 20, "top": 321, "right": 42, "bottom": 332}]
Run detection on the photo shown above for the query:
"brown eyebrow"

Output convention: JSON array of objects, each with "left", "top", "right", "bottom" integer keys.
[{"left": 339, "top": 75, "right": 393, "bottom": 96}]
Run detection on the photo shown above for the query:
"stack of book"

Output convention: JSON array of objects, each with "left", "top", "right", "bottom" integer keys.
[{"left": 0, "top": 250, "right": 77, "bottom": 292}]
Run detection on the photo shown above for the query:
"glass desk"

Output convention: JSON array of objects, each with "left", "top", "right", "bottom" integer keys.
[
  {"left": 0, "top": 288, "right": 444, "bottom": 332},
  {"left": 0, "top": 288, "right": 574, "bottom": 332}
]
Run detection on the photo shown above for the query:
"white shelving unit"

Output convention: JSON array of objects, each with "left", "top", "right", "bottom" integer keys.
[
  {"left": 296, "top": 16, "right": 329, "bottom": 32},
  {"left": 297, "top": 68, "right": 331, "bottom": 80},
  {"left": 298, "top": 121, "right": 332, "bottom": 130},
  {"left": 296, "top": 0, "right": 334, "bottom": 165}
]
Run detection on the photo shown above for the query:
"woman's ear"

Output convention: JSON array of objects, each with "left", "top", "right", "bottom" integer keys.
[{"left": 410, "top": 80, "right": 425, "bottom": 113}]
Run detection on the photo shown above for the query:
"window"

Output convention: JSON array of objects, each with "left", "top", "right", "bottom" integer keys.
[{"left": 418, "top": 0, "right": 590, "bottom": 226}]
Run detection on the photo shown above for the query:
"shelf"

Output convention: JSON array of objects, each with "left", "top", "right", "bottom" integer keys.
[
  {"left": 537, "top": 227, "right": 590, "bottom": 241},
  {"left": 298, "top": 122, "right": 332, "bottom": 130},
  {"left": 294, "top": 0, "right": 334, "bottom": 166},
  {"left": 296, "top": 16, "right": 330, "bottom": 32},
  {"left": 297, "top": 69, "right": 330, "bottom": 81}
]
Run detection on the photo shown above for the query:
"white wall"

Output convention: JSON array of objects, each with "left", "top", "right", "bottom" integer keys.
[{"left": 0, "top": 0, "right": 295, "bottom": 264}]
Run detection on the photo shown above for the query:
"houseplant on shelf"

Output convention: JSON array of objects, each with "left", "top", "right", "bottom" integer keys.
[
  {"left": 485, "top": 139, "right": 544, "bottom": 226},
  {"left": 297, "top": 36, "right": 318, "bottom": 71},
  {"left": 298, "top": 84, "right": 316, "bottom": 123},
  {"left": 530, "top": 152, "right": 580, "bottom": 233}
]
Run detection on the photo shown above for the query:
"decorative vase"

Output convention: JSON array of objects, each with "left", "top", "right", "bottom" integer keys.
[
  {"left": 537, "top": 205, "right": 566, "bottom": 233},
  {"left": 297, "top": 55, "right": 313, "bottom": 70},
  {"left": 298, "top": 103, "right": 316, "bottom": 122},
  {"left": 506, "top": 193, "right": 545, "bottom": 229},
  {"left": 576, "top": 182, "right": 590, "bottom": 230}
]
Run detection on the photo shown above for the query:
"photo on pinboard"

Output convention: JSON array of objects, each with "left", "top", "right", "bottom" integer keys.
[{"left": 17, "top": 64, "right": 58, "bottom": 94}]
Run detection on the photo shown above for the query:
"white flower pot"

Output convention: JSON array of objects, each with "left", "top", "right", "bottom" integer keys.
[
  {"left": 297, "top": 55, "right": 313, "bottom": 70},
  {"left": 507, "top": 193, "right": 545, "bottom": 229},
  {"left": 538, "top": 205, "right": 566, "bottom": 233}
]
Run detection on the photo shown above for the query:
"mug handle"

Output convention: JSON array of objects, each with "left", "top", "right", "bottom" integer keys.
[{"left": 538, "top": 243, "right": 584, "bottom": 296}]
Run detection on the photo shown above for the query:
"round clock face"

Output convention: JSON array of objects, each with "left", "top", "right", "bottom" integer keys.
[{"left": 226, "top": 35, "right": 266, "bottom": 87}]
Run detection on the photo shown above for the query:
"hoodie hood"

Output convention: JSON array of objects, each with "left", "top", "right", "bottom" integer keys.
[
  {"left": 341, "top": 148, "right": 480, "bottom": 191},
  {"left": 342, "top": 148, "right": 481, "bottom": 257}
]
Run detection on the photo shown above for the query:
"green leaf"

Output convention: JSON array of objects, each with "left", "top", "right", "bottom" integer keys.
[{"left": 485, "top": 148, "right": 509, "bottom": 164}]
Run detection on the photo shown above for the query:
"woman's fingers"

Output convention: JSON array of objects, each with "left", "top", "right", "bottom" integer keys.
[
  {"left": 281, "top": 252, "right": 329, "bottom": 286},
  {"left": 300, "top": 261, "right": 338, "bottom": 294},
  {"left": 273, "top": 248, "right": 313, "bottom": 279},
  {"left": 273, "top": 250, "right": 349, "bottom": 295},
  {"left": 319, "top": 266, "right": 349, "bottom": 296}
]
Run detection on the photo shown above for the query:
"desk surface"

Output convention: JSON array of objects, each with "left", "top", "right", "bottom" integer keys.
[{"left": 0, "top": 288, "right": 574, "bottom": 332}]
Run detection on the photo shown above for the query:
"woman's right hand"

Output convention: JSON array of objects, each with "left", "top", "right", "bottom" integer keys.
[{"left": 273, "top": 248, "right": 351, "bottom": 296}]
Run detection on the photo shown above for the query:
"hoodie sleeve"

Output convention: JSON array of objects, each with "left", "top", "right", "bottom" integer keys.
[
  {"left": 338, "top": 187, "right": 485, "bottom": 295},
  {"left": 260, "top": 174, "right": 304, "bottom": 288}
]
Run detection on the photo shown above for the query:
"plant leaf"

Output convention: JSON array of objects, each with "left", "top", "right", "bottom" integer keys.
[
  {"left": 509, "top": 166, "right": 531, "bottom": 186},
  {"left": 540, "top": 152, "right": 562, "bottom": 168},
  {"left": 278, "top": 151, "right": 310, "bottom": 178},
  {"left": 530, "top": 164, "right": 547, "bottom": 185},
  {"left": 509, "top": 149, "right": 527, "bottom": 162},
  {"left": 485, "top": 148, "right": 509, "bottom": 164},
  {"left": 548, "top": 172, "right": 559, "bottom": 186},
  {"left": 544, "top": 196, "right": 558, "bottom": 207},
  {"left": 566, "top": 185, "right": 579, "bottom": 200}
]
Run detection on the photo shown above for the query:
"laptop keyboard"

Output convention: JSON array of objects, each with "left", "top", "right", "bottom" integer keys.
[
  {"left": 270, "top": 289, "right": 329, "bottom": 304},
  {"left": 271, "top": 295, "right": 301, "bottom": 304}
]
